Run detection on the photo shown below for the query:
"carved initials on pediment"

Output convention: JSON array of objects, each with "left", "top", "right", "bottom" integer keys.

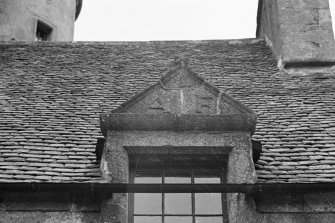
[
  {"left": 149, "top": 96, "right": 165, "bottom": 111},
  {"left": 113, "top": 57, "right": 248, "bottom": 116},
  {"left": 195, "top": 88, "right": 215, "bottom": 115}
]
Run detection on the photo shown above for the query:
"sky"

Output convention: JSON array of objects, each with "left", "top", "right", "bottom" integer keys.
[{"left": 74, "top": 0, "right": 335, "bottom": 41}]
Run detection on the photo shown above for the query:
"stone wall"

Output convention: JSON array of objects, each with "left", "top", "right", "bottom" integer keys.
[
  {"left": 253, "top": 192, "right": 335, "bottom": 223},
  {"left": 3, "top": 190, "right": 335, "bottom": 222},
  {"left": 3, "top": 189, "right": 335, "bottom": 222},
  {"left": 0, "top": 0, "right": 76, "bottom": 41},
  {"left": 0, "top": 191, "right": 102, "bottom": 223}
]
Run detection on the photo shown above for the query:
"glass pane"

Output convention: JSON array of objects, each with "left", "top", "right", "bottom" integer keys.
[
  {"left": 134, "top": 216, "right": 162, "bottom": 223},
  {"left": 194, "top": 171, "right": 221, "bottom": 184},
  {"left": 195, "top": 217, "right": 223, "bottom": 223},
  {"left": 165, "top": 172, "right": 191, "bottom": 184},
  {"left": 134, "top": 193, "right": 162, "bottom": 214},
  {"left": 165, "top": 193, "right": 192, "bottom": 214},
  {"left": 165, "top": 216, "right": 193, "bottom": 223},
  {"left": 195, "top": 193, "right": 222, "bottom": 214},
  {"left": 135, "top": 172, "right": 162, "bottom": 184}
]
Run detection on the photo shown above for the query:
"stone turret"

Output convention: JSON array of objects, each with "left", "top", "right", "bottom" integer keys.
[
  {"left": 257, "top": 0, "right": 335, "bottom": 69},
  {"left": 0, "top": 0, "right": 82, "bottom": 41}
]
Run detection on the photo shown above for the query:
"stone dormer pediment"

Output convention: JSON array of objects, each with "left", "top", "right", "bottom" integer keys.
[{"left": 100, "top": 57, "right": 256, "bottom": 134}]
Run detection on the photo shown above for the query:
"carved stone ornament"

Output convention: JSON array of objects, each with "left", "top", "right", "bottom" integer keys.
[{"left": 100, "top": 56, "right": 256, "bottom": 134}]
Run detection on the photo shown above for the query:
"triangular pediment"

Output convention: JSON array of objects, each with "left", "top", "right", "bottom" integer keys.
[{"left": 112, "top": 57, "right": 253, "bottom": 116}]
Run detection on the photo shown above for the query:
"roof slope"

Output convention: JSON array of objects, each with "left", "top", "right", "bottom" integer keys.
[{"left": 1, "top": 39, "right": 335, "bottom": 183}]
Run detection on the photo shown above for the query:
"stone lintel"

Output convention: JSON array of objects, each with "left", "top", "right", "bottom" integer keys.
[
  {"left": 107, "top": 131, "right": 251, "bottom": 148},
  {"left": 100, "top": 113, "right": 256, "bottom": 136},
  {"left": 105, "top": 131, "right": 255, "bottom": 184}
]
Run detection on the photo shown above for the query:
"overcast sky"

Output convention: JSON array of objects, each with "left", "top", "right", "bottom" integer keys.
[{"left": 74, "top": 0, "right": 335, "bottom": 41}]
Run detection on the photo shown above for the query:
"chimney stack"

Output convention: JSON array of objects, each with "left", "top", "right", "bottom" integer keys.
[{"left": 257, "top": 0, "right": 335, "bottom": 69}]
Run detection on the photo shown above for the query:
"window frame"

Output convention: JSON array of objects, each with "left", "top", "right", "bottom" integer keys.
[
  {"left": 128, "top": 154, "right": 229, "bottom": 223},
  {"left": 34, "top": 20, "right": 54, "bottom": 41}
]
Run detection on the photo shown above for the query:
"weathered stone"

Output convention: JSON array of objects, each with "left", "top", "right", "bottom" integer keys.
[
  {"left": 0, "top": 191, "right": 101, "bottom": 223},
  {"left": 257, "top": 0, "right": 335, "bottom": 68},
  {"left": 100, "top": 58, "right": 256, "bottom": 135},
  {"left": 257, "top": 192, "right": 335, "bottom": 214},
  {"left": 109, "top": 57, "right": 254, "bottom": 117},
  {"left": 101, "top": 193, "right": 127, "bottom": 223}
]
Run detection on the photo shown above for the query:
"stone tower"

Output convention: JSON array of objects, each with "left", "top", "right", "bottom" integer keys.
[{"left": 0, "top": 0, "right": 82, "bottom": 41}]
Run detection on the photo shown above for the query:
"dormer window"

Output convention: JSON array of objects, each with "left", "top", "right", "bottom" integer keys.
[
  {"left": 35, "top": 20, "right": 53, "bottom": 41},
  {"left": 99, "top": 57, "right": 257, "bottom": 223}
]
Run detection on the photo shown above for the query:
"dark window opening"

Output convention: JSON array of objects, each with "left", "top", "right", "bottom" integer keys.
[
  {"left": 129, "top": 155, "right": 228, "bottom": 223},
  {"left": 35, "top": 20, "right": 53, "bottom": 41}
]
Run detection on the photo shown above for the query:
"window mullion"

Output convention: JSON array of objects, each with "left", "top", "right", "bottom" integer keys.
[
  {"left": 128, "top": 163, "right": 135, "bottom": 223},
  {"left": 191, "top": 171, "right": 195, "bottom": 223},
  {"left": 162, "top": 171, "right": 165, "bottom": 223}
]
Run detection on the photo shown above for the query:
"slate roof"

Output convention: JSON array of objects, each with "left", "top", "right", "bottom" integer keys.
[{"left": 1, "top": 39, "right": 335, "bottom": 183}]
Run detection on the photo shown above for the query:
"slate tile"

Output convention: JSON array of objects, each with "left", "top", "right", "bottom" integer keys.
[
  {"left": 35, "top": 176, "right": 52, "bottom": 180},
  {"left": 2, "top": 40, "right": 335, "bottom": 184}
]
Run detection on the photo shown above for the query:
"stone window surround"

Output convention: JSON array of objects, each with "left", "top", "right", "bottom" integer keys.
[{"left": 100, "top": 131, "right": 257, "bottom": 223}]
